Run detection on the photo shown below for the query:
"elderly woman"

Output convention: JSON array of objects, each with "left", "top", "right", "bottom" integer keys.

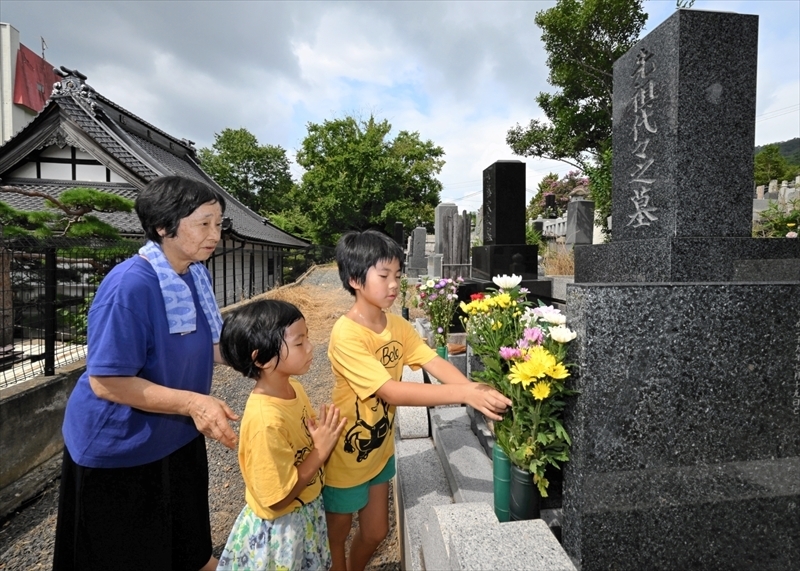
[{"left": 53, "top": 176, "right": 238, "bottom": 571}]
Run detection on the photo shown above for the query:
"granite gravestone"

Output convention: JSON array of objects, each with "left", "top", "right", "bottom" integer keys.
[
  {"left": 563, "top": 10, "right": 800, "bottom": 570},
  {"left": 434, "top": 203, "right": 458, "bottom": 255},
  {"left": 406, "top": 227, "right": 428, "bottom": 278},
  {"left": 471, "top": 161, "right": 545, "bottom": 288},
  {"left": 574, "top": 10, "right": 798, "bottom": 283},
  {"left": 565, "top": 198, "right": 595, "bottom": 248}
]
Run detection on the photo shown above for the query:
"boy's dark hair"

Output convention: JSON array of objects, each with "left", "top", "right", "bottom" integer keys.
[
  {"left": 220, "top": 299, "right": 304, "bottom": 379},
  {"left": 335, "top": 229, "right": 404, "bottom": 296},
  {"left": 135, "top": 175, "right": 226, "bottom": 244}
]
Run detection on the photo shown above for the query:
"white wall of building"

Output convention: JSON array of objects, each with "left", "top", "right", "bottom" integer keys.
[{"left": 0, "top": 23, "right": 38, "bottom": 144}]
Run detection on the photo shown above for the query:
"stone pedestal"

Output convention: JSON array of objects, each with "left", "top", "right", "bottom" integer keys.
[
  {"left": 575, "top": 237, "right": 800, "bottom": 283},
  {"left": 471, "top": 244, "right": 539, "bottom": 281},
  {"left": 563, "top": 282, "right": 800, "bottom": 570}
]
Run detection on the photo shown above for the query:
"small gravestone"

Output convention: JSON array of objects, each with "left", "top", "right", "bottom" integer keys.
[
  {"left": 565, "top": 198, "right": 595, "bottom": 247},
  {"left": 544, "top": 193, "right": 557, "bottom": 218},
  {"left": 434, "top": 203, "right": 458, "bottom": 255},
  {"left": 406, "top": 227, "right": 428, "bottom": 278}
]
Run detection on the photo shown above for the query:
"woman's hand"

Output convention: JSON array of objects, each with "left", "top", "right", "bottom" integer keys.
[
  {"left": 90, "top": 375, "right": 241, "bottom": 449},
  {"left": 307, "top": 404, "right": 347, "bottom": 460},
  {"left": 186, "top": 393, "right": 240, "bottom": 449},
  {"left": 462, "top": 383, "right": 512, "bottom": 421}
]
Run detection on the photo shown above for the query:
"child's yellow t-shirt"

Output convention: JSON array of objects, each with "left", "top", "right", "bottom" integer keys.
[
  {"left": 325, "top": 313, "right": 436, "bottom": 488},
  {"left": 239, "top": 379, "right": 322, "bottom": 520}
]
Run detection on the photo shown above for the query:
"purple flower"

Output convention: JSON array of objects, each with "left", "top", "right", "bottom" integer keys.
[
  {"left": 523, "top": 327, "right": 544, "bottom": 345},
  {"left": 437, "top": 327, "right": 444, "bottom": 334},
  {"left": 499, "top": 346, "right": 522, "bottom": 360}
]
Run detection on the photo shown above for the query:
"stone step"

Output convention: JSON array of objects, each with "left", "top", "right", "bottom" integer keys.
[{"left": 394, "top": 368, "right": 575, "bottom": 571}]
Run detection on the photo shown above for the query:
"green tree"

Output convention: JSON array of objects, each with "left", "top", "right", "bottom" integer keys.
[
  {"left": 583, "top": 147, "right": 612, "bottom": 241},
  {"left": 0, "top": 186, "right": 133, "bottom": 238},
  {"left": 754, "top": 144, "right": 792, "bottom": 186},
  {"left": 527, "top": 171, "right": 589, "bottom": 221},
  {"left": 507, "top": 0, "right": 646, "bottom": 168},
  {"left": 293, "top": 115, "right": 445, "bottom": 246},
  {"left": 198, "top": 128, "right": 294, "bottom": 214},
  {"left": 506, "top": 0, "right": 647, "bottom": 237}
]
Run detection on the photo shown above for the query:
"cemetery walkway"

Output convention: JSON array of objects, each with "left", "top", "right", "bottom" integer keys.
[{"left": 0, "top": 265, "right": 401, "bottom": 571}]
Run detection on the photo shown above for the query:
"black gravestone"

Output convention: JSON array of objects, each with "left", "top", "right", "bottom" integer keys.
[{"left": 482, "top": 160, "right": 526, "bottom": 246}]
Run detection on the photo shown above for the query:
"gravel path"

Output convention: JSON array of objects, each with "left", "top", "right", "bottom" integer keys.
[{"left": 0, "top": 265, "right": 401, "bottom": 571}]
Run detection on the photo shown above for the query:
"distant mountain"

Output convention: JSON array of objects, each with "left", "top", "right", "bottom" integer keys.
[{"left": 755, "top": 137, "right": 800, "bottom": 165}]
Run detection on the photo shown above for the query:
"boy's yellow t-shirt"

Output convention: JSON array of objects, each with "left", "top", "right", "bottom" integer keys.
[
  {"left": 325, "top": 313, "right": 436, "bottom": 488},
  {"left": 239, "top": 379, "right": 323, "bottom": 520}
]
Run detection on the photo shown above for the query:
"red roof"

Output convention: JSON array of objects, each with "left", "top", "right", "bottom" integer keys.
[{"left": 13, "top": 44, "right": 59, "bottom": 113}]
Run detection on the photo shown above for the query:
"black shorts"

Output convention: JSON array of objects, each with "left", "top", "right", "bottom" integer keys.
[{"left": 53, "top": 434, "right": 212, "bottom": 571}]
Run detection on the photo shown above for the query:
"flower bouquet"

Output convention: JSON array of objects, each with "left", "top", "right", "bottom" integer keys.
[
  {"left": 460, "top": 274, "right": 577, "bottom": 497},
  {"left": 414, "top": 276, "right": 464, "bottom": 348}
]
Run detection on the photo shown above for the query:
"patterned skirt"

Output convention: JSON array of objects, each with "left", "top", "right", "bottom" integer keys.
[{"left": 218, "top": 495, "right": 331, "bottom": 571}]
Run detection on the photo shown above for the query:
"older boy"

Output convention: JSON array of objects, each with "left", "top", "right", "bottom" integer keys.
[{"left": 323, "top": 229, "right": 511, "bottom": 571}]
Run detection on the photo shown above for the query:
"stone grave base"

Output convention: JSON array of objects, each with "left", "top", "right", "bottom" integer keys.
[{"left": 563, "top": 281, "right": 800, "bottom": 570}]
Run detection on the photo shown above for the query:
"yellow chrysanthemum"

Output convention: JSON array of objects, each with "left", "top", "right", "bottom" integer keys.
[
  {"left": 531, "top": 381, "right": 551, "bottom": 400},
  {"left": 508, "top": 346, "right": 555, "bottom": 387},
  {"left": 495, "top": 293, "right": 512, "bottom": 308},
  {"left": 547, "top": 362, "right": 570, "bottom": 380}
]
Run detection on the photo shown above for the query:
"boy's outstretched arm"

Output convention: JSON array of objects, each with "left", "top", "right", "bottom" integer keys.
[
  {"left": 422, "top": 355, "right": 471, "bottom": 385},
  {"left": 375, "top": 377, "right": 511, "bottom": 421}
]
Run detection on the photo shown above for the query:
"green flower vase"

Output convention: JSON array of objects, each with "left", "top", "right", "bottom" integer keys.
[
  {"left": 492, "top": 444, "right": 511, "bottom": 522},
  {"left": 435, "top": 345, "right": 448, "bottom": 361},
  {"left": 509, "top": 464, "right": 541, "bottom": 521}
]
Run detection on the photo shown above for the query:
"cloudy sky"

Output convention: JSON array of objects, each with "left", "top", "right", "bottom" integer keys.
[{"left": 3, "top": 0, "right": 798, "bottom": 213}]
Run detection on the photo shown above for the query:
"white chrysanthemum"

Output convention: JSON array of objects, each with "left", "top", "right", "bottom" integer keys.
[
  {"left": 542, "top": 312, "right": 567, "bottom": 325},
  {"left": 426, "top": 279, "right": 436, "bottom": 288},
  {"left": 548, "top": 325, "right": 577, "bottom": 343},
  {"left": 492, "top": 274, "right": 522, "bottom": 289},
  {"left": 520, "top": 308, "right": 539, "bottom": 328}
]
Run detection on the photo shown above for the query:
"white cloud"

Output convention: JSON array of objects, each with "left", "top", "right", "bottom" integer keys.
[{"left": 2, "top": 0, "right": 797, "bottom": 216}]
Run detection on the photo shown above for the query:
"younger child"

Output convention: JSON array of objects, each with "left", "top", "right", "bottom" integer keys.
[
  {"left": 218, "top": 299, "right": 347, "bottom": 571},
  {"left": 324, "top": 230, "right": 512, "bottom": 571}
]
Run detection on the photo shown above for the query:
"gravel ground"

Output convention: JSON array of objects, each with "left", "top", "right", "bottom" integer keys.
[{"left": 0, "top": 265, "right": 401, "bottom": 571}]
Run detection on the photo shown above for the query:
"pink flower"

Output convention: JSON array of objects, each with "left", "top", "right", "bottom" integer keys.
[
  {"left": 523, "top": 327, "right": 544, "bottom": 345},
  {"left": 499, "top": 347, "right": 522, "bottom": 360},
  {"left": 787, "top": 231, "right": 798, "bottom": 238}
]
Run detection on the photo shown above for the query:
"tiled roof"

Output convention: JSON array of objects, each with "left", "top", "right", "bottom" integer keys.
[
  {"left": 0, "top": 70, "right": 309, "bottom": 249},
  {"left": 56, "top": 97, "right": 160, "bottom": 182}
]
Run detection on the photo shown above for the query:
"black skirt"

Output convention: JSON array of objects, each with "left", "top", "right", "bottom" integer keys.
[{"left": 53, "top": 434, "right": 213, "bottom": 571}]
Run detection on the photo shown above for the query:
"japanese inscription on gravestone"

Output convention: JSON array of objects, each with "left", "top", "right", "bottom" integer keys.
[{"left": 628, "top": 48, "right": 659, "bottom": 229}]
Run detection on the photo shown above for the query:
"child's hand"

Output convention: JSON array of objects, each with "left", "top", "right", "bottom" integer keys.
[
  {"left": 463, "top": 384, "right": 512, "bottom": 421},
  {"left": 307, "top": 404, "right": 347, "bottom": 460}
]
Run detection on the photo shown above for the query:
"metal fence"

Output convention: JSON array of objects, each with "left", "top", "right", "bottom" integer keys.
[
  {"left": 0, "top": 236, "right": 141, "bottom": 389},
  {"left": 0, "top": 236, "right": 335, "bottom": 390}
]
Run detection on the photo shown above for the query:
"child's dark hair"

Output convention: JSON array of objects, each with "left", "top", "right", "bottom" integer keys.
[
  {"left": 220, "top": 299, "right": 305, "bottom": 379},
  {"left": 335, "top": 229, "right": 405, "bottom": 296}
]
